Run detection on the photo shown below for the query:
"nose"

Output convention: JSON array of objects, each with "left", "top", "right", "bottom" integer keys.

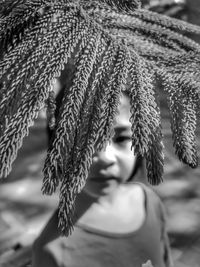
[{"left": 93, "top": 144, "right": 117, "bottom": 167}]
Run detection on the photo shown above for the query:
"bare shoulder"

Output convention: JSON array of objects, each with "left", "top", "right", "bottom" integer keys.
[
  {"left": 128, "top": 182, "right": 162, "bottom": 204},
  {"left": 119, "top": 183, "right": 147, "bottom": 226},
  {"left": 121, "top": 183, "right": 146, "bottom": 204},
  {"left": 127, "top": 183, "right": 165, "bottom": 219}
]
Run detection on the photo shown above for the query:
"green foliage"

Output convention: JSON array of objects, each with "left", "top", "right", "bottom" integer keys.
[{"left": 0, "top": 0, "right": 200, "bottom": 234}]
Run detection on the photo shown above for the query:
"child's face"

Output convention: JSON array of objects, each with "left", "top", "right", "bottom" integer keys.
[{"left": 84, "top": 95, "right": 137, "bottom": 198}]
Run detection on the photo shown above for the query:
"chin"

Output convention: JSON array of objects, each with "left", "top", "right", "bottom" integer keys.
[{"left": 84, "top": 181, "right": 118, "bottom": 198}]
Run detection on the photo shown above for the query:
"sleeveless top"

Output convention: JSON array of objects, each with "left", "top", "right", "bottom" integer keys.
[{"left": 46, "top": 184, "right": 173, "bottom": 267}]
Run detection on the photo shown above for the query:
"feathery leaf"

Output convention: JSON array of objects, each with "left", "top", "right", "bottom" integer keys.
[{"left": 0, "top": 0, "right": 200, "bottom": 234}]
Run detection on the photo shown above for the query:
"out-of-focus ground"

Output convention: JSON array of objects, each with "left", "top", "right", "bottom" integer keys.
[{"left": 155, "top": 108, "right": 200, "bottom": 267}]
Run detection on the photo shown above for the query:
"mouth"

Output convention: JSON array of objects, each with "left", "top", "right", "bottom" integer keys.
[{"left": 89, "top": 176, "right": 120, "bottom": 183}]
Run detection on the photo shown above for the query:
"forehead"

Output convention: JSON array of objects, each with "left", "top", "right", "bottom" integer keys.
[{"left": 115, "top": 95, "right": 131, "bottom": 127}]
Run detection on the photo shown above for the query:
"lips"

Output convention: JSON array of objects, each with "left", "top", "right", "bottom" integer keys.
[{"left": 89, "top": 175, "right": 121, "bottom": 183}]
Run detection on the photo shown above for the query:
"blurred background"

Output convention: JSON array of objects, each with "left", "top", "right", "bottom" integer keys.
[{"left": 0, "top": 1, "right": 200, "bottom": 267}]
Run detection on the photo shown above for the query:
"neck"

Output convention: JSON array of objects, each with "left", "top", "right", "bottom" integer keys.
[
  {"left": 83, "top": 185, "right": 121, "bottom": 206},
  {"left": 77, "top": 184, "right": 146, "bottom": 234}
]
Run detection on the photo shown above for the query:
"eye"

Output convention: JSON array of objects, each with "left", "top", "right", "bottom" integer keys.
[{"left": 113, "top": 135, "right": 132, "bottom": 145}]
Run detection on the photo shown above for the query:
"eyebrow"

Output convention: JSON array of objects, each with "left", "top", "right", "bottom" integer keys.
[{"left": 114, "top": 126, "right": 131, "bottom": 133}]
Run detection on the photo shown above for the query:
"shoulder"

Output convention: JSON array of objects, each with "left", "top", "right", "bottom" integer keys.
[
  {"left": 77, "top": 184, "right": 147, "bottom": 234},
  {"left": 130, "top": 182, "right": 163, "bottom": 205},
  {"left": 127, "top": 182, "right": 166, "bottom": 220},
  {"left": 119, "top": 183, "right": 146, "bottom": 214},
  {"left": 120, "top": 183, "right": 147, "bottom": 226},
  {"left": 122, "top": 182, "right": 145, "bottom": 201}
]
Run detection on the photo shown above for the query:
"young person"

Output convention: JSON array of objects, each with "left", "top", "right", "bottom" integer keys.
[{"left": 32, "top": 93, "right": 173, "bottom": 267}]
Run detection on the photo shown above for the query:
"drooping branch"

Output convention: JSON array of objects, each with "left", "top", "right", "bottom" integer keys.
[{"left": 0, "top": 0, "right": 200, "bottom": 234}]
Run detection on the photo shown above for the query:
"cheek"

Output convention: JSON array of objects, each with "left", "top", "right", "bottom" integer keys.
[{"left": 119, "top": 150, "right": 136, "bottom": 181}]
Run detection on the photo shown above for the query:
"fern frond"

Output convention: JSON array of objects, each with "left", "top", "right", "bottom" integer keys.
[
  {"left": 49, "top": 38, "right": 116, "bottom": 233},
  {"left": 160, "top": 73, "right": 198, "bottom": 167},
  {"left": 99, "top": 0, "right": 141, "bottom": 11},
  {"left": 133, "top": 9, "right": 200, "bottom": 35},
  {"left": 158, "top": 51, "right": 200, "bottom": 79},
  {"left": 97, "top": 45, "right": 130, "bottom": 148},
  {"left": 0, "top": 9, "right": 86, "bottom": 135},
  {"left": 0, "top": 21, "right": 68, "bottom": 119},
  {"left": 0, "top": 5, "right": 78, "bottom": 77},
  {"left": 0, "top": 0, "right": 46, "bottom": 55},
  {"left": 58, "top": 180, "right": 76, "bottom": 235},
  {"left": 145, "top": 135, "right": 164, "bottom": 185},
  {"left": 0, "top": 8, "right": 90, "bottom": 178},
  {"left": 81, "top": 0, "right": 141, "bottom": 13},
  {"left": 57, "top": 43, "right": 130, "bottom": 234},
  {"left": 0, "top": 4, "right": 80, "bottom": 115},
  {"left": 46, "top": 90, "right": 57, "bottom": 130},
  {"left": 1, "top": 0, "right": 200, "bottom": 234},
  {"left": 129, "top": 53, "right": 163, "bottom": 185},
  {"left": 79, "top": 40, "right": 119, "bottom": 150},
  {"left": 58, "top": 74, "right": 106, "bottom": 234},
  {"left": 42, "top": 28, "right": 102, "bottom": 195},
  {"left": 0, "top": 76, "right": 49, "bottom": 177},
  {"left": 97, "top": 10, "right": 200, "bottom": 53}
]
